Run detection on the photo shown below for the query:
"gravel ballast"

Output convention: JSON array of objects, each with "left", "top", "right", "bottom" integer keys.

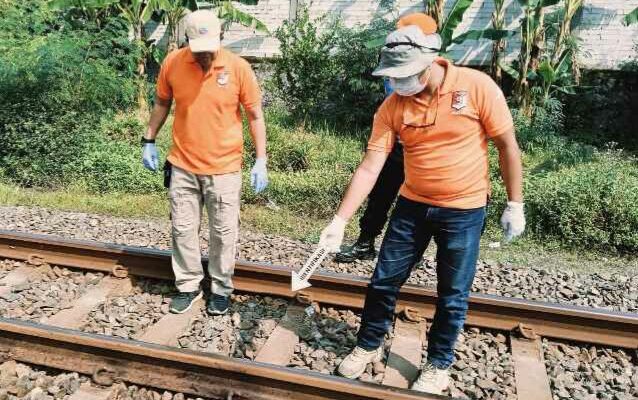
[
  {"left": 1, "top": 206, "right": 636, "bottom": 314},
  {"left": 0, "top": 263, "right": 102, "bottom": 322},
  {"left": 288, "top": 305, "right": 376, "bottom": 380},
  {"left": 81, "top": 278, "right": 172, "bottom": 339},
  {"left": 446, "top": 328, "right": 516, "bottom": 400},
  {"left": 177, "top": 293, "right": 287, "bottom": 359},
  {"left": 543, "top": 339, "right": 637, "bottom": 400},
  {"left": 0, "top": 259, "right": 20, "bottom": 280}
]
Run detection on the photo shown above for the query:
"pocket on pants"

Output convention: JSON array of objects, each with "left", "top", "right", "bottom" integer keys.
[
  {"left": 171, "top": 192, "right": 196, "bottom": 236},
  {"left": 211, "top": 191, "right": 240, "bottom": 240}
]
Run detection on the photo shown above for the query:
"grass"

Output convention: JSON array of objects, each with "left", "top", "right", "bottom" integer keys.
[
  {"left": 0, "top": 181, "right": 168, "bottom": 219},
  {"left": 2, "top": 180, "right": 637, "bottom": 277}
]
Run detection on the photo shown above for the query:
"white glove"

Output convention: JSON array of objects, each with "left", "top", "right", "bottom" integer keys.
[
  {"left": 500, "top": 201, "right": 525, "bottom": 242},
  {"left": 319, "top": 215, "right": 347, "bottom": 253},
  {"left": 250, "top": 157, "right": 268, "bottom": 194}
]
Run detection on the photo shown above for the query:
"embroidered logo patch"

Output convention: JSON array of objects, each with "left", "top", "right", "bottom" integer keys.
[
  {"left": 198, "top": 27, "right": 209, "bottom": 35},
  {"left": 452, "top": 90, "right": 468, "bottom": 111},
  {"left": 217, "top": 71, "right": 229, "bottom": 87}
]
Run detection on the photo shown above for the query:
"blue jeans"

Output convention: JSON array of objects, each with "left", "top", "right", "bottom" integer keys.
[{"left": 357, "top": 196, "right": 486, "bottom": 369}]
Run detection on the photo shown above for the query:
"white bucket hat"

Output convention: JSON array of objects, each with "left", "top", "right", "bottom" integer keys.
[{"left": 372, "top": 25, "right": 442, "bottom": 78}]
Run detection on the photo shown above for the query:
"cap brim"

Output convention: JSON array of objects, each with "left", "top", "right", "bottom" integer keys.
[
  {"left": 372, "top": 53, "right": 432, "bottom": 78},
  {"left": 189, "top": 35, "right": 221, "bottom": 53}
]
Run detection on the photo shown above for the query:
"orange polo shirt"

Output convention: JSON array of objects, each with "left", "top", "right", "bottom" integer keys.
[
  {"left": 156, "top": 47, "right": 261, "bottom": 175},
  {"left": 368, "top": 58, "right": 514, "bottom": 209}
]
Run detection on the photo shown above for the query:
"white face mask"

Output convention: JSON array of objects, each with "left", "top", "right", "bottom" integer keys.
[
  {"left": 389, "top": 55, "right": 437, "bottom": 97},
  {"left": 390, "top": 73, "right": 426, "bottom": 97}
]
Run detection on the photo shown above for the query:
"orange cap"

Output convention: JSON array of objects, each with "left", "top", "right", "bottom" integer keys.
[{"left": 397, "top": 13, "right": 438, "bottom": 35}]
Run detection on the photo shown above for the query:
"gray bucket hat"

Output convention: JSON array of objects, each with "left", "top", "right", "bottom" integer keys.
[{"left": 372, "top": 25, "right": 442, "bottom": 78}]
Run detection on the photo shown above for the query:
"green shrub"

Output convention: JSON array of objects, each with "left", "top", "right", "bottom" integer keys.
[
  {"left": 525, "top": 153, "right": 638, "bottom": 253},
  {"left": 487, "top": 109, "right": 637, "bottom": 253},
  {"left": 269, "top": 7, "right": 338, "bottom": 120},
  {"left": 269, "top": 6, "right": 391, "bottom": 128},
  {"left": 76, "top": 138, "right": 164, "bottom": 194},
  {"left": 0, "top": 4, "right": 138, "bottom": 188},
  {"left": 101, "top": 113, "right": 146, "bottom": 144},
  {"left": 242, "top": 169, "right": 352, "bottom": 218}
]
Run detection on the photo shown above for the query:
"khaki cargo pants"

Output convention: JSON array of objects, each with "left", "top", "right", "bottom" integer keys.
[{"left": 170, "top": 165, "right": 241, "bottom": 296}]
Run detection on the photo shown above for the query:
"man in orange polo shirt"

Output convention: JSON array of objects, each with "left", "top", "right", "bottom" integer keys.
[
  {"left": 319, "top": 25, "right": 525, "bottom": 394},
  {"left": 141, "top": 10, "right": 267, "bottom": 316}
]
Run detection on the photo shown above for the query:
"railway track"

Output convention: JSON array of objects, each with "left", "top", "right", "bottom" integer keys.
[{"left": 0, "top": 230, "right": 636, "bottom": 400}]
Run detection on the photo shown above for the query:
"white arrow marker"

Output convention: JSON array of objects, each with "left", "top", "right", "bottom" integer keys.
[{"left": 291, "top": 246, "right": 329, "bottom": 292}]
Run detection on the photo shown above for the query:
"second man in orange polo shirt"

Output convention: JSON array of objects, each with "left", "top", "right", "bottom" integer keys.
[
  {"left": 319, "top": 22, "right": 525, "bottom": 394},
  {"left": 142, "top": 10, "right": 267, "bottom": 316}
]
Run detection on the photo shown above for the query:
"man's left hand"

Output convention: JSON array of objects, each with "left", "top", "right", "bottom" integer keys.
[{"left": 250, "top": 158, "right": 268, "bottom": 193}]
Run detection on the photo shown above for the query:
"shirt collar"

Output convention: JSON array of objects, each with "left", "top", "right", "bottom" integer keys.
[{"left": 434, "top": 57, "right": 458, "bottom": 95}]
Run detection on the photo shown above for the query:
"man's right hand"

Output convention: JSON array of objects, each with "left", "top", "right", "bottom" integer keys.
[
  {"left": 319, "top": 215, "right": 347, "bottom": 253},
  {"left": 142, "top": 143, "right": 159, "bottom": 171}
]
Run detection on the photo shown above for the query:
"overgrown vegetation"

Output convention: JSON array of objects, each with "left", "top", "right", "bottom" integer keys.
[
  {"left": 269, "top": 6, "right": 392, "bottom": 127},
  {"left": 0, "top": 1, "right": 141, "bottom": 187}
]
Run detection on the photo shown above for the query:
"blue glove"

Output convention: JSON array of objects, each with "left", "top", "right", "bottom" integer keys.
[
  {"left": 142, "top": 143, "right": 159, "bottom": 171},
  {"left": 250, "top": 157, "right": 268, "bottom": 194}
]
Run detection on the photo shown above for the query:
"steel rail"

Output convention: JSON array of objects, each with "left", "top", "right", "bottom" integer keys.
[
  {"left": 0, "top": 230, "right": 637, "bottom": 349},
  {"left": 0, "top": 318, "right": 447, "bottom": 400}
]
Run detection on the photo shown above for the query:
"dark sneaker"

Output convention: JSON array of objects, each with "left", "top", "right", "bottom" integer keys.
[
  {"left": 207, "top": 294, "right": 230, "bottom": 316},
  {"left": 334, "top": 238, "right": 376, "bottom": 263},
  {"left": 169, "top": 291, "right": 203, "bottom": 314}
]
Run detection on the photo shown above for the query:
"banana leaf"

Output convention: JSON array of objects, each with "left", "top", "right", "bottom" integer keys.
[
  {"left": 516, "top": 0, "right": 560, "bottom": 10},
  {"left": 624, "top": 7, "right": 638, "bottom": 26},
  {"left": 218, "top": 1, "right": 268, "bottom": 33},
  {"left": 537, "top": 59, "right": 555, "bottom": 83},
  {"left": 554, "top": 85, "right": 577, "bottom": 94},
  {"left": 440, "top": 0, "right": 475, "bottom": 49},
  {"left": 451, "top": 28, "right": 512, "bottom": 44},
  {"left": 499, "top": 60, "right": 538, "bottom": 81},
  {"left": 499, "top": 60, "right": 520, "bottom": 79}
]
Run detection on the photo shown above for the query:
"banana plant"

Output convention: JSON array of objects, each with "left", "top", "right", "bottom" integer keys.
[
  {"left": 210, "top": 0, "right": 268, "bottom": 33},
  {"left": 117, "top": 0, "right": 159, "bottom": 45},
  {"left": 510, "top": 0, "right": 559, "bottom": 115},
  {"left": 155, "top": 0, "right": 198, "bottom": 51},
  {"left": 424, "top": 0, "right": 445, "bottom": 30},
  {"left": 435, "top": 0, "right": 512, "bottom": 53},
  {"left": 491, "top": 0, "right": 506, "bottom": 84},
  {"left": 550, "top": 0, "right": 582, "bottom": 67},
  {"left": 624, "top": 7, "right": 638, "bottom": 26},
  {"left": 537, "top": 50, "right": 577, "bottom": 103}
]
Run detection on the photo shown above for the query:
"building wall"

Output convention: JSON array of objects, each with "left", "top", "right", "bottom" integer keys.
[{"left": 146, "top": 0, "right": 638, "bottom": 70}]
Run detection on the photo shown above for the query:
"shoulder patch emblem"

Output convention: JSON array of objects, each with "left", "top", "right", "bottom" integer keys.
[{"left": 451, "top": 90, "right": 468, "bottom": 111}]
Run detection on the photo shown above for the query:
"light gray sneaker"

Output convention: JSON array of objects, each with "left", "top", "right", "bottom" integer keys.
[
  {"left": 337, "top": 346, "right": 383, "bottom": 379},
  {"left": 411, "top": 362, "right": 450, "bottom": 394}
]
